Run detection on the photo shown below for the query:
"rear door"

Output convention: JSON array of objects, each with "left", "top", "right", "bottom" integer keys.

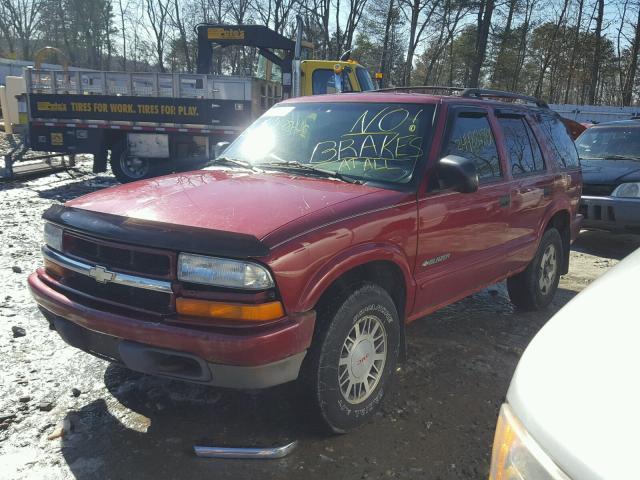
[
  {"left": 413, "top": 105, "right": 513, "bottom": 316},
  {"left": 495, "top": 110, "right": 555, "bottom": 272}
]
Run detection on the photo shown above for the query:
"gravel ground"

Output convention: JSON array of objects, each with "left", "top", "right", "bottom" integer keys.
[{"left": 1, "top": 145, "right": 639, "bottom": 480}]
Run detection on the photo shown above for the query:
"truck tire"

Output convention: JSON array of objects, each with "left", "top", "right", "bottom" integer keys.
[
  {"left": 110, "top": 142, "right": 152, "bottom": 183},
  {"left": 507, "top": 228, "right": 563, "bottom": 311},
  {"left": 302, "top": 282, "right": 400, "bottom": 433}
]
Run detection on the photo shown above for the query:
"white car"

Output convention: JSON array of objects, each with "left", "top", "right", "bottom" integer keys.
[{"left": 489, "top": 247, "right": 640, "bottom": 479}]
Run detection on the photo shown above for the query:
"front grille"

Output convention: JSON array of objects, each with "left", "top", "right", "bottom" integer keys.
[
  {"left": 48, "top": 231, "right": 176, "bottom": 316},
  {"left": 59, "top": 270, "right": 173, "bottom": 315},
  {"left": 582, "top": 184, "right": 615, "bottom": 197},
  {"left": 63, "top": 231, "right": 173, "bottom": 278}
]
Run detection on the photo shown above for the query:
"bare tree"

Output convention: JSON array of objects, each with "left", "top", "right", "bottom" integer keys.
[
  {"left": 469, "top": 0, "right": 494, "bottom": 88},
  {"left": 296, "top": 0, "right": 331, "bottom": 56},
  {"left": 400, "top": 0, "right": 441, "bottom": 85},
  {"left": 117, "top": 0, "right": 131, "bottom": 69},
  {"left": 533, "top": 0, "right": 570, "bottom": 97},
  {"left": 0, "top": 2, "right": 17, "bottom": 55},
  {"left": 379, "top": 0, "right": 396, "bottom": 87},
  {"left": 510, "top": 0, "right": 537, "bottom": 91},
  {"left": 1, "top": 0, "right": 43, "bottom": 59},
  {"left": 145, "top": 0, "right": 171, "bottom": 72},
  {"left": 588, "top": 0, "right": 605, "bottom": 103},
  {"left": 623, "top": 2, "right": 640, "bottom": 105},
  {"left": 335, "top": 0, "right": 370, "bottom": 54},
  {"left": 563, "top": 0, "right": 585, "bottom": 103},
  {"left": 170, "top": 0, "right": 192, "bottom": 72},
  {"left": 490, "top": 0, "right": 518, "bottom": 87},
  {"left": 423, "top": 0, "right": 469, "bottom": 85},
  {"left": 254, "top": 0, "right": 296, "bottom": 34}
]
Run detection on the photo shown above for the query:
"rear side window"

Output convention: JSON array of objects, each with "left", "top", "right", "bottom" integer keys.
[
  {"left": 498, "top": 116, "right": 545, "bottom": 175},
  {"left": 443, "top": 114, "right": 501, "bottom": 182},
  {"left": 537, "top": 115, "right": 580, "bottom": 169}
]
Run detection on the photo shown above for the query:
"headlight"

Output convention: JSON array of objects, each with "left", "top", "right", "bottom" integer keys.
[
  {"left": 612, "top": 182, "right": 640, "bottom": 198},
  {"left": 44, "top": 222, "right": 63, "bottom": 251},
  {"left": 489, "top": 404, "right": 570, "bottom": 480},
  {"left": 177, "top": 253, "right": 274, "bottom": 290}
]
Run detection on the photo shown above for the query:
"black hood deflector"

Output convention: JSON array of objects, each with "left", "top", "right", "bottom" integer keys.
[{"left": 43, "top": 205, "right": 270, "bottom": 259}]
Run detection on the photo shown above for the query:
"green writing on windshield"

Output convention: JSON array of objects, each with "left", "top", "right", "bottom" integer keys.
[{"left": 310, "top": 106, "right": 425, "bottom": 174}]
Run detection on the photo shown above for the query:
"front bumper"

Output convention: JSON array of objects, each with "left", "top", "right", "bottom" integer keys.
[
  {"left": 580, "top": 195, "right": 640, "bottom": 233},
  {"left": 29, "top": 270, "right": 315, "bottom": 389}
]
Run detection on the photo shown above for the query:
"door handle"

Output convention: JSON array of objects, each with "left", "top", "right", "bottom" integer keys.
[
  {"left": 543, "top": 186, "right": 552, "bottom": 197},
  {"left": 499, "top": 195, "right": 511, "bottom": 208}
]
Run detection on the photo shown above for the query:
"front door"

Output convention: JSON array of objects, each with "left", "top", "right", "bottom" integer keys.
[{"left": 413, "top": 106, "right": 512, "bottom": 317}]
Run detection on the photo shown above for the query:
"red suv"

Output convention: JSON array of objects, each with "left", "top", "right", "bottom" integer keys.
[{"left": 29, "top": 88, "right": 582, "bottom": 433}]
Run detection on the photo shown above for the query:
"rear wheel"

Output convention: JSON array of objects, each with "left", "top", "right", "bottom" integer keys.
[
  {"left": 302, "top": 283, "right": 400, "bottom": 433},
  {"left": 507, "top": 228, "right": 563, "bottom": 311},
  {"left": 110, "top": 142, "right": 153, "bottom": 183}
]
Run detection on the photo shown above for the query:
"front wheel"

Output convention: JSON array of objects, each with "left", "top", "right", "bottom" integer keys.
[
  {"left": 302, "top": 283, "right": 400, "bottom": 433},
  {"left": 507, "top": 228, "right": 563, "bottom": 311}
]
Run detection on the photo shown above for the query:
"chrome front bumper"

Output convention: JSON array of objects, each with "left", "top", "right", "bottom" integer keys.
[{"left": 580, "top": 195, "right": 640, "bottom": 233}]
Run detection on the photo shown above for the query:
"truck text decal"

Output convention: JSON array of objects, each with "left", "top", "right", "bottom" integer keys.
[{"left": 29, "top": 94, "right": 252, "bottom": 126}]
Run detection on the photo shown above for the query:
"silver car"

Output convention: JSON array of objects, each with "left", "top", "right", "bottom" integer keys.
[{"left": 489, "top": 246, "right": 640, "bottom": 479}]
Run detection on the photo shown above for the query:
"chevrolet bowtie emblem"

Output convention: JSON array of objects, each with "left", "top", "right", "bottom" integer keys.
[{"left": 88, "top": 265, "right": 116, "bottom": 283}]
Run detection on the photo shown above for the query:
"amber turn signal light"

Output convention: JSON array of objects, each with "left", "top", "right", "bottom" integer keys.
[
  {"left": 44, "top": 259, "right": 65, "bottom": 279},
  {"left": 176, "top": 298, "right": 284, "bottom": 322}
]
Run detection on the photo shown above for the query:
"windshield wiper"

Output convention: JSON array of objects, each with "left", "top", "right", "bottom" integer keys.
[
  {"left": 212, "top": 156, "right": 260, "bottom": 171},
  {"left": 603, "top": 155, "right": 640, "bottom": 161},
  {"left": 258, "top": 159, "right": 364, "bottom": 184}
]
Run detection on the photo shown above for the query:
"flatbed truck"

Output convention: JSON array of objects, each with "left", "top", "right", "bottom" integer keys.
[{"left": 25, "top": 18, "right": 375, "bottom": 182}]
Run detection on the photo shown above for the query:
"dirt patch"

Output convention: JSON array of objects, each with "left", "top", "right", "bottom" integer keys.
[{"left": 1, "top": 160, "right": 638, "bottom": 479}]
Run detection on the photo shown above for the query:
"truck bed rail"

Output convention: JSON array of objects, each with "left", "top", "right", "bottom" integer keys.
[{"left": 25, "top": 68, "right": 257, "bottom": 101}]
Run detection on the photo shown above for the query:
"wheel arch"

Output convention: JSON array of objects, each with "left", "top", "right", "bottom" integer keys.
[{"left": 299, "top": 244, "right": 415, "bottom": 361}]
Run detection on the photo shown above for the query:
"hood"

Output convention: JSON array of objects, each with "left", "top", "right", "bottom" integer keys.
[
  {"left": 67, "top": 169, "right": 383, "bottom": 241},
  {"left": 507, "top": 247, "right": 640, "bottom": 480},
  {"left": 580, "top": 158, "right": 640, "bottom": 185}
]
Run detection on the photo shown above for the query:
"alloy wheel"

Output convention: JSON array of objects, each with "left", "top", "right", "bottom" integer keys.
[
  {"left": 338, "top": 314, "right": 388, "bottom": 404},
  {"left": 538, "top": 243, "right": 558, "bottom": 295}
]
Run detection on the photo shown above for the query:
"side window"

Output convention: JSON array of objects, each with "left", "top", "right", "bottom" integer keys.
[
  {"left": 355, "top": 67, "right": 376, "bottom": 91},
  {"left": 312, "top": 69, "right": 353, "bottom": 94},
  {"left": 537, "top": 114, "right": 580, "bottom": 169},
  {"left": 443, "top": 113, "right": 501, "bottom": 182},
  {"left": 528, "top": 120, "right": 545, "bottom": 170},
  {"left": 498, "top": 116, "right": 545, "bottom": 175}
]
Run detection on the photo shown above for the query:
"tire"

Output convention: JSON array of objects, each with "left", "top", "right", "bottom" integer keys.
[
  {"left": 301, "top": 282, "right": 401, "bottom": 433},
  {"left": 110, "top": 142, "right": 152, "bottom": 183},
  {"left": 507, "top": 228, "right": 563, "bottom": 311}
]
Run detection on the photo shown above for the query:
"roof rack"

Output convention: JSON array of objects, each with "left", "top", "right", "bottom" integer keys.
[
  {"left": 370, "top": 85, "right": 549, "bottom": 108},
  {"left": 461, "top": 88, "right": 549, "bottom": 108},
  {"left": 372, "top": 86, "right": 465, "bottom": 95}
]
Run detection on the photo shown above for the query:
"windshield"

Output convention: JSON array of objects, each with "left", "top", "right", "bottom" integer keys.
[
  {"left": 576, "top": 125, "right": 640, "bottom": 160},
  {"left": 312, "top": 69, "right": 353, "bottom": 94},
  {"left": 218, "top": 102, "right": 433, "bottom": 184}
]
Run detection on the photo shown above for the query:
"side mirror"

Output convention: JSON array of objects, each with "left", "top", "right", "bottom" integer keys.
[
  {"left": 436, "top": 155, "right": 479, "bottom": 193},
  {"left": 214, "top": 141, "right": 230, "bottom": 159}
]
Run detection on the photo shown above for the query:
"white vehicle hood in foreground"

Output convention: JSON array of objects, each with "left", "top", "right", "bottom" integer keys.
[{"left": 507, "top": 247, "right": 640, "bottom": 480}]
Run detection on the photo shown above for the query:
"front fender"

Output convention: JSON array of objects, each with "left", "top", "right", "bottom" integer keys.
[{"left": 296, "top": 242, "right": 416, "bottom": 317}]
